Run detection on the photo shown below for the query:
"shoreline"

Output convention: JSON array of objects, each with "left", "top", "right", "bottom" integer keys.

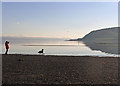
[{"left": 1, "top": 54, "right": 119, "bottom": 58}]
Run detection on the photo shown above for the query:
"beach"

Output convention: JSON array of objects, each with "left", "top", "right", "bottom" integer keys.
[{"left": 2, "top": 54, "right": 119, "bottom": 85}]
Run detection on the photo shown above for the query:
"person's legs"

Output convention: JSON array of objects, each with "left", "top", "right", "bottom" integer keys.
[{"left": 5, "top": 49, "right": 8, "bottom": 54}]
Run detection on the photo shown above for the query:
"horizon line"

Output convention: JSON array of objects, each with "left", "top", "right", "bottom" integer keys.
[{"left": 1, "top": 35, "right": 74, "bottom": 39}]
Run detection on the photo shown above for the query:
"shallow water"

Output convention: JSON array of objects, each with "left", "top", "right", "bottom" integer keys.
[{"left": 1, "top": 37, "right": 118, "bottom": 57}]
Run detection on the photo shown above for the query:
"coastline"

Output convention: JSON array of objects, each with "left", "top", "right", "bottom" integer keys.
[
  {"left": 2, "top": 54, "right": 119, "bottom": 85},
  {"left": 1, "top": 53, "right": 119, "bottom": 57}
]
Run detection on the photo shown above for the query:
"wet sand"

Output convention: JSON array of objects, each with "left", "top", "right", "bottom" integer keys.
[{"left": 2, "top": 54, "right": 119, "bottom": 85}]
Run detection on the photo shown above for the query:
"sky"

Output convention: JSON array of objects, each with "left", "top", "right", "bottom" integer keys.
[{"left": 2, "top": 2, "right": 118, "bottom": 38}]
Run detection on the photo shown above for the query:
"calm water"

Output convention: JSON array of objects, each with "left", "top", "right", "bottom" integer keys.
[{"left": 1, "top": 37, "right": 118, "bottom": 57}]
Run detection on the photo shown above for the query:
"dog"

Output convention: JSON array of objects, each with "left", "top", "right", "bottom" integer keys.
[{"left": 38, "top": 49, "right": 44, "bottom": 55}]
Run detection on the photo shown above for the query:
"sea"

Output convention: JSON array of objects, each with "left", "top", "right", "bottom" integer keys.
[{"left": 1, "top": 37, "right": 119, "bottom": 57}]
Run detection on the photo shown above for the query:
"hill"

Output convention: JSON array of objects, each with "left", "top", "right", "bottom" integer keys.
[{"left": 78, "top": 27, "right": 119, "bottom": 43}]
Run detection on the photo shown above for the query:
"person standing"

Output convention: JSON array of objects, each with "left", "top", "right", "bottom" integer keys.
[{"left": 5, "top": 41, "right": 9, "bottom": 54}]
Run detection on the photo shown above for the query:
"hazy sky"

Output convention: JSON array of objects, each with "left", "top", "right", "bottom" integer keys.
[{"left": 2, "top": 2, "right": 117, "bottom": 38}]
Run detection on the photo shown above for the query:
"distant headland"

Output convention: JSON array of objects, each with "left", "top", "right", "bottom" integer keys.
[{"left": 67, "top": 27, "right": 119, "bottom": 43}]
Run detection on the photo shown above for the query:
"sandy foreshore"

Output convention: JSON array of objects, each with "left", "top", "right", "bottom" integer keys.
[{"left": 2, "top": 54, "right": 119, "bottom": 85}]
